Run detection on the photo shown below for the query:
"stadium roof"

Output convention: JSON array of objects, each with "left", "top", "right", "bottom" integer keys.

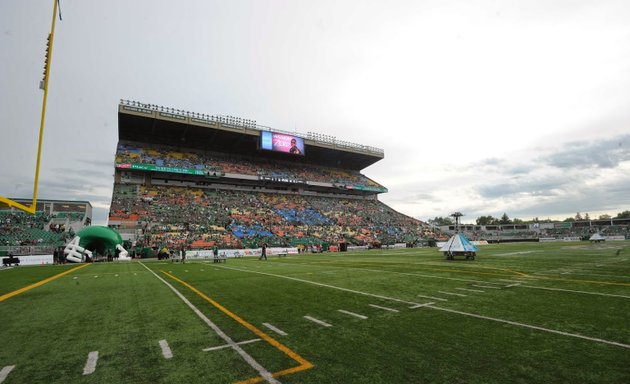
[{"left": 118, "top": 100, "right": 384, "bottom": 170}]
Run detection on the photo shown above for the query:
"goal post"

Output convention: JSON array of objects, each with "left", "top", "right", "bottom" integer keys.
[{"left": 0, "top": 0, "right": 59, "bottom": 215}]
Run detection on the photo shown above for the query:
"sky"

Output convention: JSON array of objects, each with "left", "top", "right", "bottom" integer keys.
[{"left": 1, "top": 0, "right": 629, "bottom": 226}]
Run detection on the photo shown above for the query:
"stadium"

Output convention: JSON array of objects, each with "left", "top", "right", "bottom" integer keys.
[
  {"left": 107, "top": 100, "right": 433, "bottom": 257},
  {"left": 1, "top": 101, "right": 629, "bottom": 384},
  {"left": 1, "top": 2, "right": 629, "bottom": 382}
]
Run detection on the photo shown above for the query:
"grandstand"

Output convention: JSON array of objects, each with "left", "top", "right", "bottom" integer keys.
[
  {"left": 108, "top": 100, "right": 432, "bottom": 252},
  {"left": 0, "top": 198, "right": 92, "bottom": 255}
]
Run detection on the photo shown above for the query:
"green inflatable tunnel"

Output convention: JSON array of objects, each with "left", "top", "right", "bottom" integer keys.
[{"left": 64, "top": 226, "right": 130, "bottom": 262}]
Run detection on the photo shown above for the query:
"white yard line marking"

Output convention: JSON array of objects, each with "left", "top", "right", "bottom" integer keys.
[
  {"left": 417, "top": 294, "right": 448, "bottom": 302},
  {"left": 203, "top": 339, "right": 261, "bottom": 352},
  {"left": 262, "top": 323, "right": 288, "bottom": 336},
  {"left": 455, "top": 288, "right": 485, "bottom": 293},
  {"left": 369, "top": 304, "right": 399, "bottom": 313},
  {"left": 409, "top": 302, "right": 435, "bottom": 309},
  {"left": 218, "top": 265, "right": 431, "bottom": 306},
  {"left": 0, "top": 366, "right": 15, "bottom": 383},
  {"left": 472, "top": 285, "right": 501, "bottom": 289},
  {"left": 438, "top": 291, "right": 467, "bottom": 297},
  {"left": 519, "top": 285, "right": 630, "bottom": 299},
  {"left": 304, "top": 316, "right": 332, "bottom": 327},
  {"left": 338, "top": 309, "right": 368, "bottom": 319},
  {"left": 278, "top": 261, "right": 508, "bottom": 287},
  {"left": 139, "top": 263, "right": 280, "bottom": 384},
  {"left": 505, "top": 283, "right": 521, "bottom": 288},
  {"left": 426, "top": 305, "right": 630, "bottom": 349},
  {"left": 159, "top": 339, "right": 173, "bottom": 359},
  {"left": 83, "top": 351, "right": 99, "bottom": 375},
  {"left": 497, "top": 279, "right": 522, "bottom": 283}
]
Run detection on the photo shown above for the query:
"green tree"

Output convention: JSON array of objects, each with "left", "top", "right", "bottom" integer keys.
[
  {"left": 476, "top": 215, "right": 497, "bottom": 225},
  {"left": 575, "top": 212, "right": 583, "bottom": 221},
  {"left": 599, "top": 214, "right": 611, "bottom": 220},
  {"left": 616, "top": 210, "right": 630, "bottom": 219},
  {"left": 584, "top": 213, "right": 590, "bottom": 221},
  {"left": 499, "top": 213, "right": 511, "bottom": 224},
  {"left": 512, "top": 218, "right": 524, "bottom": 224},
  {"left": 430, "top": 216, "right": 453, "bottom": 226}
]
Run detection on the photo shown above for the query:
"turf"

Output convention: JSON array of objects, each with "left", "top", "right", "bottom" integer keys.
[{"left": 0, "top": 241, "right": 628, "bottom": 383}]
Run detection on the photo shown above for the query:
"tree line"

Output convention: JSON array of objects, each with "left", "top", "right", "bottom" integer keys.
[{"left": 428, "top": 210, "right": 630, "bottom": 226}]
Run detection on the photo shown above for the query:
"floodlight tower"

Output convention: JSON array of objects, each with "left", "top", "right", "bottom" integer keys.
[{"left": 450, "top": 212, "right": 464, "bottom": 233}]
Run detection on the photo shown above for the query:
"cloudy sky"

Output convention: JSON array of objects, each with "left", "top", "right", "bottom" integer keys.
[{"left": 1, "top": 0, "right": 629, "bottom": 225}]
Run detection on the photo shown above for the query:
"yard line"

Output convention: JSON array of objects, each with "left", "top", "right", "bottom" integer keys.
[
  {"left": 425, "top": 305, "right": 630, "bottom": 349},
  {"left": 438, "top": 291, "right": 467, "bottom": 297},
  {"left": 497, "top": 279, "right": 522, "bottom": 283},
  {"left": 409, "top": 302, "right": 435, "bottom": 309},
  {"left": 0, "top": 264, "right": 90, "bottom": 302},
  {"left": 218, "top": 265, "right": 430, "bottom": 306},
  {"left": 505, "top": 283, "right": 521, "bottom": 288},
  {"left": 277, "top": 261, "right": 508, "bottom": 287},
  {"left": 83, "top": 351, "right": 99, "bottom": 375},
  {"left": 519, "top": 285, "right": 630, "bottom": 299},
  {"left": 455, "top": 288, "right": 485, "bottom": 293},
  {"left": 203, "top": 339, "right": 261, "bottom": 352},
  {"left": 263, "top": 323, "right": 288, "bottom": 336},
  {"left": 338, "top": 309, "right": 368, "bottom": 319},
  {"left": 304, "top": 316, "right": 332, "bottom": 327},
  {"left": 0, "top": 366, "right": 15, "bottom": 384},
  {"left": 369, "top": 304, "right": 399, "bottom": 313},
  {"left": 159, "top": 339, "right": 173, "bottom": 359},
  {"left": 139, "top": 263, "right": 281, "bottom": 384},
  {"left": 472, "top": 285, "right": 501, "bottom": 289}
]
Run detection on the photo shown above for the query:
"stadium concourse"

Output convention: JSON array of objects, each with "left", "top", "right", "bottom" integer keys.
[{"left": 107, "top": 100, "right": 436, "bottom": 255}]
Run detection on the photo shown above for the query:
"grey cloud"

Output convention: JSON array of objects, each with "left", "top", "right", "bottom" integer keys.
[{"left": 544, "top": 134, "right": 630, "bottom": 169}]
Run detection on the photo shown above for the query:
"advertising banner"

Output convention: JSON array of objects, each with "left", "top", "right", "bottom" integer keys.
[
  {"left": 116, "top": 163, "right": 206, "bottom": 175},
  {"left": 186, "top": 247, "right": 298, "bottom": 259}
]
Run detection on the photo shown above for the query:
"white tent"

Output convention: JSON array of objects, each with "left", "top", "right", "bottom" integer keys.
[
  {"left": 589, "top": 233, "right": 605, "bottom": 242},
  {"left": 439, "top": 233, "right": 478, "bottom": 253}
]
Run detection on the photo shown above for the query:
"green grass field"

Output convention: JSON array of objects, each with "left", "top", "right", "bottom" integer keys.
[{"left": 1, "top": 241, "right": 629, "bottom": 384}]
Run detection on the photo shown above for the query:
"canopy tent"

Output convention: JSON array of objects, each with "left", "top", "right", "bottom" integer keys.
[
  {"left": 589, "top": 233, "right": 606, "bottom": 242},
  {"left": 439, "top": 233, "right": 478, "bottom": 253},
  {"left": 440, "top": 233, "right": 478, "bottom": 260}
]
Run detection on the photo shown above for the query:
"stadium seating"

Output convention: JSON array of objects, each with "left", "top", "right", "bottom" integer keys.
[
  {"left": 115, "top": 142, "right": 383, "bottom": 188},
  {"left": 108, "top": 184, "right": 431, "bottom": 250}
]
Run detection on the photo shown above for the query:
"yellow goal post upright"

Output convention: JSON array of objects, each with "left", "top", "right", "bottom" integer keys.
[{"left": 0, "top": 0, "right": 60, "bottom": 214}]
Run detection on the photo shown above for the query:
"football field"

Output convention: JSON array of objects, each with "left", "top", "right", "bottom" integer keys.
[{"left": 1, "top": 241, "right": 629, "bottom": 383}]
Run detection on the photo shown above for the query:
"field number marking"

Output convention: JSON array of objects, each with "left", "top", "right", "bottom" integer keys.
[
  {"left": 0, "top": 366, "right": 15, "bottom": 383},
  {"left": 159, "top": 339, "right": 173, "bottom": 359},
  {"left": 338, "top": 309, "right": 368, "bottom": 319},
  {"left": 304, "top": 316, "right": 332, "bottom": 327},
  {"left": 263, "top": 323, "right": 288, "bottom": 336},
  {"left": 369, "top": 304, "right": 399, "bottom": 313},
  {"left": 82, "top": 351, "right": 99, "bottom": 375},
  {"left": 456, "top": 288, "right": 485, "bottom": 293}
]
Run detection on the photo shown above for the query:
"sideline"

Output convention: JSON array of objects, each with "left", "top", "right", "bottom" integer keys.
[{"left": 0, "top": 264, "right": 90, "bottom": 302}]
